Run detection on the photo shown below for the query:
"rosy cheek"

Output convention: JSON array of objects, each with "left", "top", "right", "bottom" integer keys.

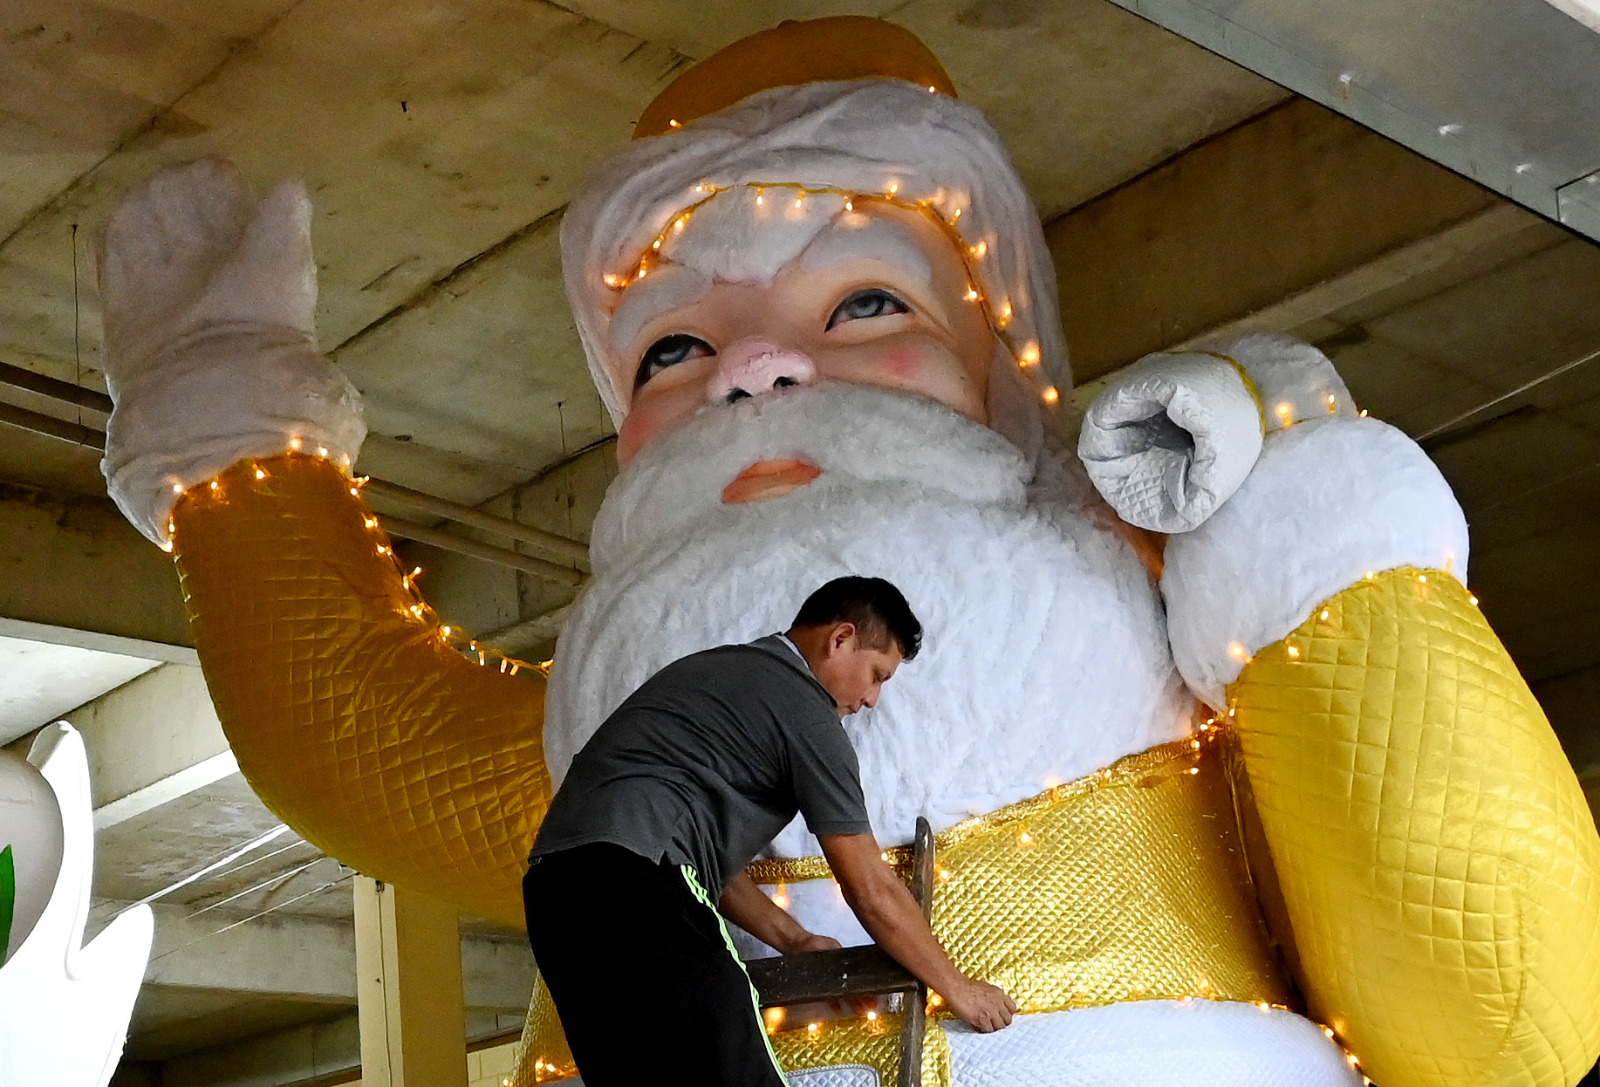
[
  {"left": 884, "top": 347, "right": 922, "bottom": 379},
  {"left": 617, "top": 400, "right": 676, "bottom": 464}
]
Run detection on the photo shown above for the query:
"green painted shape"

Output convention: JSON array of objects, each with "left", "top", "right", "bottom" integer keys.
[{"left": 0, "top": 844, "right": 14, "bottom": 962}]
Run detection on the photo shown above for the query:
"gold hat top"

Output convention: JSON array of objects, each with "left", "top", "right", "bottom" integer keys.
[{"left": 634, "top": 17, "right": 958, "bottom": 140}]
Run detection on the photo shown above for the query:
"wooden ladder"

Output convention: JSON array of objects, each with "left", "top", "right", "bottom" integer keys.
[{"left": 745, "top": 818, "right": 935, "bottom": 1087}]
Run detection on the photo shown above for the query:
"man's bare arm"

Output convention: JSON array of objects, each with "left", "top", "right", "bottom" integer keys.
[
  {"left": 719, "top": 871, "right": 838, "bottom": 956},
  {"left": 820, "top": 831, "right": 1016, "bottom": 1032}
]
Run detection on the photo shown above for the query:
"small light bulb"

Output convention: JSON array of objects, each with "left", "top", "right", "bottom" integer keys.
[
  {"left": 755, "top": 190, "right": 765, "bottom": 206},
  {"left": 1319, "top": 609, "right": 1330, "bottom": 621},
  {"left": 668, "top": 118, "right": 681, "bottom": 128},
  {"left": 844, "top": 198, "right": 854, "bottom": 211},
  {"left": 316, "top": 446, "right": 328, "bottom": 457},
  {"left": 441, "top": 625, "right": 452, "bottom": 636},
  {"left": 171, "top": 482, "right": 184, "bottom": 494},
  {"left": 1469, "top": 594, "right": 1479, "bottom": 606},
  {"left": 866, "top": 1009, "right": 878, "bottom": 1021},
  {"left": 289, "top": 436, "right": 302, "bottom": 450},
  {"left": 965, "top": 287, "right": 980, "bottom": 302},
  {"left": 927, "top": 84, "right": 936, "bottom": 93},
  {"left": 603, "top": 272, "right": 625, "bottom": 288},
  {"left": 1020, "top": 342, "right": 1040, "bottom": 366},
  {"left": 1286, "top": 645, "right": 1300, "bottom": 659},
  {"left": 970, "top": 241, "right": 988, "bottom": 258},
  {"left": 807, "top": 1021, "right": 820, "bottom": 1035},
  {"left": 209, "top": 480, "right": 219, "bottom": 492},
  {"left": 1042, "top": 386, "right": 1060, "bottom": 405},
  {"left": 255, "top": 467, "right": 267, "bottom": 480},
  {"left": 886, "top": 181, "right": 900, "bottom": 196}
]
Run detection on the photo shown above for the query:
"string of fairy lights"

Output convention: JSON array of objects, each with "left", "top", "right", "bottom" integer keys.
[
  {"left": 164, "top": 449, "right": 553, "bottom": 679},
  {"left": 596, "top": 177, "right": 1066, "bottom": 411},
  {"left": 152, "top": 176, "right": 1479, "bottom": 1085}
]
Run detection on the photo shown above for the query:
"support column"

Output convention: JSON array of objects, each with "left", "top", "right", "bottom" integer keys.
[{"left": 354, "top": 876, "right": 469, "bottom": 1087}]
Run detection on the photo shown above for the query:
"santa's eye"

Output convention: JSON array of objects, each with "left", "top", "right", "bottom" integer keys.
[
  {"left": 826, "top": 288, "right": 910, "bottom": 330},
  {"left": 636, "top": 333, "right": 714, "bottom": 388}
]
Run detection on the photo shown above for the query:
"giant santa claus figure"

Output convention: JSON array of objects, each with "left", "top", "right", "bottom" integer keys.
[{"left": 95, "top": 17, "right": 1600, "bottom": 1087}]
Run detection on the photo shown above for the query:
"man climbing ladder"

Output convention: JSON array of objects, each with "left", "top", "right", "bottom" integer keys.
[{"left": 523, "top": 576, "right": 1016, "bottom": 1086}]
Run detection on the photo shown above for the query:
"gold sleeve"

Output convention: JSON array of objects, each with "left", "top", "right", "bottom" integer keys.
[
  {"left": 1229, "top": 566, "right": 1600, "bottom": 1087},
  {"left": 170, "top": 452, "right": 552, "bottom": 927}
]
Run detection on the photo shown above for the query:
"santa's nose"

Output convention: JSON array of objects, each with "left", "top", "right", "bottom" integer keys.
[{"left": 706, "top": 338, "right": 817, "bottom": 405}]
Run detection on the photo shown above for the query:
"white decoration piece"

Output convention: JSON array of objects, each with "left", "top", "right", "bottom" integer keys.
[
  {"left": 0, "top": 724, "right": 153, "bottom": 1087},
  {"left": 98, "top": 158, "right": 365, "bottom": 545},
  {"left": 1163, "top": 415, "right": 1470, "bottom": 708},
  {"left": 1078, "top": 351, "right": 1264, "bottom": 532},
  {"left": 0, "top": 747, "right": 63, "bottom": 962}
]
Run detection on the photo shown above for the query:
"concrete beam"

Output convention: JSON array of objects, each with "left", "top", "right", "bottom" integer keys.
[
  {"left": 64, "top": 663, "right": 229, "bottom": 820},
  {"left": 0, "top": 481, "right": 191, "bottom": 650},
  {"left": 134, "top": 901, "right": 534, "bottom": 1011},
  {"left": 129, "top": 1010, "right": 521, "bottom": 1087},
  {"left": 1050, "top": 98, "right": 1505, "bottom": 384}
]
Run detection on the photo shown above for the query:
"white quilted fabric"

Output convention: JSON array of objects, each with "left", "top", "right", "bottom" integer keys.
[
  {"left": 790, "top": 1064, "right": 882, "bottom": 1087},
  {"left": 941, "top": 1001, "right": 1361, "bottom": 1087}
]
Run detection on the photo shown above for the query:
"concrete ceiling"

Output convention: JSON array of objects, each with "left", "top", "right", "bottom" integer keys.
[{"left": 1, "top": 2, "right": 1598, "bottom": 1085}]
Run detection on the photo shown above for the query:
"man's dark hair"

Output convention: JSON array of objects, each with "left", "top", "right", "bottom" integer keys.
[{"left": 791, "top": 576, "right": 922, "bottom": 660}]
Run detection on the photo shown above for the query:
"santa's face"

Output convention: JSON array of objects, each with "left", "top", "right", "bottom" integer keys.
[{"left": 609, "top": 200, "right": 997, "bottom": 466}]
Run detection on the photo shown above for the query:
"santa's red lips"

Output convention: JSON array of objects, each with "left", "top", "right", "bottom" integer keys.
[{"left": 721, "top": 458, "right": 822, "bottom": 504}]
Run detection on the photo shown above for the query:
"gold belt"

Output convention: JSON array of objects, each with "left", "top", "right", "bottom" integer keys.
[{"left": 514, "top": 733, "right": 1291, "bottom": 1085}]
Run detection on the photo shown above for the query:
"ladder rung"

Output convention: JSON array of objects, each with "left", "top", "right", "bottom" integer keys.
[{"left": 748, "top": 945, "right": 916, "bottom": 1007}]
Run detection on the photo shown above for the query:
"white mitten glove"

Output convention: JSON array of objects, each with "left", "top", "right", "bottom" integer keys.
[
  {"left": 97, "top": 157, "right": 365, "bottom": 546},
  {"left": 1077, "top": 351, "right": 1264, "bottom": 532}
]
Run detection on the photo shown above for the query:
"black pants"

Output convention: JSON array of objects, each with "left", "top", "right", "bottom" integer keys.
[{"left": 524, "top": 843, "right": 788, "bottom": 1086}]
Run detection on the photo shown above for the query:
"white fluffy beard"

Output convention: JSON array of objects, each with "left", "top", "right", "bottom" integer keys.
[{"left": 547, "top": 383, "right": 1192, "bottom": 861}]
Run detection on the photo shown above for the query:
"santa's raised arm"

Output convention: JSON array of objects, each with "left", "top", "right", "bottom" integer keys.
[{"left": 96, "top": 16, "right": 1599, "bottom": 1087}]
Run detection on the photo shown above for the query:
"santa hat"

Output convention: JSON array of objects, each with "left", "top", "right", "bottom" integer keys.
[{"left": 561, "top": 17, "right": 1068, "bottom": 451}]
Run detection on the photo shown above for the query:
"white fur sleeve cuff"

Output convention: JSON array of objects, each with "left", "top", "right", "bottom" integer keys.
[
  {"left": 101, "top": 327, "right": 365, "bottom": 546},
  {"left": 1161, "top": 415, "right": 1469, "bottom": 708},
  {"left": 1078, "top": 351, "right": 1264, "bottom": 533}
]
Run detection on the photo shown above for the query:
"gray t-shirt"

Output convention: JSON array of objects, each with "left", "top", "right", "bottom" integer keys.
[{"left": 529, "top": 635, "right": 873, "bottom": 894}]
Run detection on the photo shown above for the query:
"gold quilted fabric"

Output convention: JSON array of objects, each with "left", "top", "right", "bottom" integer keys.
[
  {"left": 515, "top": 1004, "right": 948, "bottom": 1086},
  {"left": 1230, "top": 567, "right": 1600, "bottom": 1087},
  {"left": 511, "top": 738, "right": 1292, "bottom": 1085},
  {"left": 171, "top": 453, "right": 551, "bottom": 928},
  {"left": 923, "top": 737, "right": 1288, "bottom": 1013}
]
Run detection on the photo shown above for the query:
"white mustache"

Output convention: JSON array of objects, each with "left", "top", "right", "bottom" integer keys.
[{"left": 591, "top": 383, "right": 1032, "bottom": 573}]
